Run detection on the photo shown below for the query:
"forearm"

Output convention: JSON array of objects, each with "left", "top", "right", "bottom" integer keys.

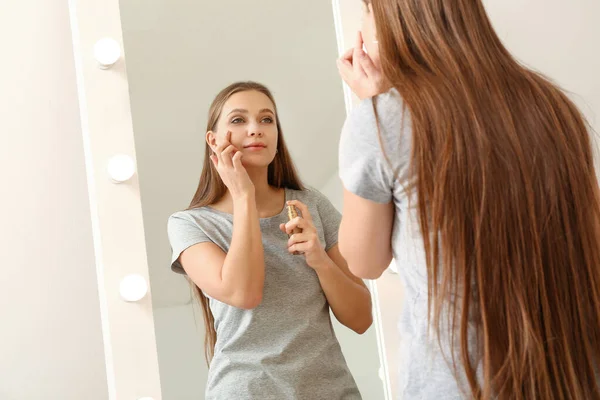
[
  {"left": 221, "top": 195, "right": 265, "bottom": 305},
  {"left": 339, "top": 190, "right": 394, "bottom": 279},
  {"left": 314, "top": 258, "right": 372, "bottom": 334},
  {"left": 339, "top": 218, "right": 393, "bottom": 279}
]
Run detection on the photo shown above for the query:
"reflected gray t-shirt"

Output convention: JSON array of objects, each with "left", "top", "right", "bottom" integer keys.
[
  {"left": 339, "top": 89, "right": 472, "bottom": 399},
  {"left": 168, "top": 187, "right": 361, "bottom": 400}
]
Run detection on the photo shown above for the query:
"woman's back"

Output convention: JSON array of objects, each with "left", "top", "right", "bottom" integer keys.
[
  {"left": 341, "top": 0, "right": 600, "bottom": 397},
  {"left": 341, "top": 88, "right": 474, "bottom": 399},
  {"left": 340, "top": 73, "right": 600, "bottom": 398}
]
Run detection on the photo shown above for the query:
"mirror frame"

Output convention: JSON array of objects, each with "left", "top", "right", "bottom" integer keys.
[{"left": 68, "top": 0, "right": 392, "bottom": 398}]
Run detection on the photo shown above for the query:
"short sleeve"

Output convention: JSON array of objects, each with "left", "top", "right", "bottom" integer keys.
[
  {"left": 310, "top": 188, "right": 342, "bottom": 251},
  {"left": 167, "top": 212, "right": 212, "bottom": 274},
  {"left": 339, "top": 90, "right": 408, "bottom": 204}
]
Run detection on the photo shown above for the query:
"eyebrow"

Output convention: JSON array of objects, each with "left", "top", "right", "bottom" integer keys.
[{"left": 227, "top": 108, "right": 275, "bottom": 116}]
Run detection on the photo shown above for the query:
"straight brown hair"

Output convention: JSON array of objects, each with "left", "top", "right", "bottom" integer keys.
[
  {"left": 187, "top": 81, "right": 304, "bottom": 363},
  {"left": 365, "top": 0, "right": 600, "bottom": 398}
]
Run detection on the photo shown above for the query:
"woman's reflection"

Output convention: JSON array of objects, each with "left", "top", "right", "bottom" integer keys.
[{"left": 167, "top": 82, "right": 371, "bottom": 399}]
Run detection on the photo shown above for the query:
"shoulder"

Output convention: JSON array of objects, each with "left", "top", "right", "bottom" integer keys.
[
  {"left": 167, "top": 208, "right": 213, "bottom": 232},
  {"left": 373, "top": 88, "right": 407, "bottom": 139},
  {"left": 289, "top": 186, "right": 330, "bottom": 206},
  {"left": 289, "top": 186, "right": 340, "bottom": 224},
  {"left": 342, "top": 88, "right": 407, "bottom": 153},
  {"left": 169, "top": 208, "right": 202, "bottom": 223},
  {"left": 346, "top": 88, "right": 412, "bottom": 168},
  {"left": 375, "top": 87, "right": 404, "bottom": 110},
  {"left": 348, "top": 88, "right": 405, "bottom": 129}
]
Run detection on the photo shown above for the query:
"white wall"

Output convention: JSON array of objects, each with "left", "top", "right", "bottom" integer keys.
[
  {"left": 0, "top": 1, "right": 108, "bottom": 399},
  {"left": 153, "top": 303, "right": 206, "bottom": 400},
  {"left": 320, "top": 173, "right": 344, "bottom": 210},
  {"left": 484, "top": 0, "right": 600, "bottom": 134}
]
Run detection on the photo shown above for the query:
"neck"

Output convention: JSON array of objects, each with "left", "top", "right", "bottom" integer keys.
[
  {"left": 246, "top": 166, "right": 277, "bottom": 209},
  {"left": 218, "top": 166, "right": 283, "bottom": 215}
]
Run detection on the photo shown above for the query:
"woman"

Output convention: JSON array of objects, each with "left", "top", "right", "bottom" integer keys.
[
  {"left": 167, "top": 81, "right": 371, "bottom": 399},
  {"left": 337, "top": 1, "right": 600, "bottom": 399}
]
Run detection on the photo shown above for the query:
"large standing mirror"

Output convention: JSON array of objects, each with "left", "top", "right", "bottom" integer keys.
[
  {"left": 117, "top": 0, "right": 387, "bottom": 398},
  {"left": 66, "top": 0, "right": 600, "bottom": 398}
]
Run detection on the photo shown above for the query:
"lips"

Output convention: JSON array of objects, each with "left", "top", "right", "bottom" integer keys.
[{"left": 244, "top": 143, "right": 267, "bottom": 149}]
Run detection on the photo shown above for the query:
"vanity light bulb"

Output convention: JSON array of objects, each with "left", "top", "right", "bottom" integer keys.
[
  {"left": 93, "top": 38, "right": 121, "bottom": 69},
  {"left": 119, "top": 274, "right": 148, "bottom": 302},
  {"left": 107, "top": 154, "right": 135, "bottom": 183}
]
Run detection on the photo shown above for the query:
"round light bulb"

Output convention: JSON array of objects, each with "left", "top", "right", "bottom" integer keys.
[
  {"left": 93, "top": 38, "right": 121, "bottom": 69},
  {"left": 119, "top": 274, "right": 148, "bottom": 302},
  {"left": 107, "top": 154, "right": 135, "bottom": 183}
]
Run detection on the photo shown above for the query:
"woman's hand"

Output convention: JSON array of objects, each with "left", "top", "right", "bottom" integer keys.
[
  {"left": 336, "top": 31, "right": 388, "bottom": 100},
  {"left": 210, "top": 131, "right": 255, "bottom": 198},
  {"left": 279, "top": 200, "right": 329, "bottom": 270}
]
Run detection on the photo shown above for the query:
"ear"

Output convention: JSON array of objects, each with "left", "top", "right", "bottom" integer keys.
[{"left": 206, "top": 131, "right": 217, "bottom": 150}]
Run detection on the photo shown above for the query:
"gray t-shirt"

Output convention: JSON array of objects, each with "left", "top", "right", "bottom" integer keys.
[
  {"left": 168, "top": 187, "right": 361, "bottom": 400},
  {"left": 339, "top": 89, "right": 471, "bottom": 399}
]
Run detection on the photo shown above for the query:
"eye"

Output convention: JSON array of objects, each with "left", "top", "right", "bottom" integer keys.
[
  {"left": 261, "top": 117, "right": 274, "bottom": 123},
  {"left": 231, "top": 117, "right": 245, "bottom": 124}
]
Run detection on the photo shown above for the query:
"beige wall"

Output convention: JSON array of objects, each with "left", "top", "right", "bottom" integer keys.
[
  {"left": 0, "top": 1, "right": 108, "bottom": 399},
  {"left": 484, "top": 0, "right": 600, "bottom": 133}
]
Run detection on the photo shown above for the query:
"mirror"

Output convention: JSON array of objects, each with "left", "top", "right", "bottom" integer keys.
[{"left": 118, "top": 0, "right": 387, "bottom": 398}]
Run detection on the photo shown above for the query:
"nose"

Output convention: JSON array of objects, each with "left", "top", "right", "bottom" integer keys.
[{"left": 248, "top": 124, "right": 263, "bottom": 137}]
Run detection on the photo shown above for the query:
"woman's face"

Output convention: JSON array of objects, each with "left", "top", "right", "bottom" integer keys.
[
  {"left": 361, "top": 2, "right": 380, "bottom": 68},
  {"left": 207, "top": 90, "right": 279, "bottom": 168}
]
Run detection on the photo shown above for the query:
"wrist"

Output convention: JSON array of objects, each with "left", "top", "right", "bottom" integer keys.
[
  {"left": 231, "top": 185, "right": 255, "bottom": 198},
  {"left": 232, "top": 193, "right": 256, "bottom": 211},
  {"left": 312, "top": 256, "right": 335, "bottom": 275}
]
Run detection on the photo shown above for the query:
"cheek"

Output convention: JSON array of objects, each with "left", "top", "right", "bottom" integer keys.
[
  {"left": 366, "top": 43, "right": 381, "bottom": 66},
  {"left": 228, "top": 132, "right": 246, "bottom": 148},
  {"left": 215, "top": 127, "right": 244, "bottom": 148},
  {"left": 361, "top": 17, "right": 374, "bottom": 42},
  {"left": 219, "top": 120, "right": 242, "bottom": 138},
  {"left": 362, "top": 24, "right": 381, "bottom": 66},
  {"left": 267, "top": 126, "right": 279, "bottom": 147}
]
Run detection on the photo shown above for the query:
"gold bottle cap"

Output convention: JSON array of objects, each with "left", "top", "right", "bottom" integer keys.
[
  {"left": 287, "top": 204, "right": 298, "bottom": 221},
  {"left": 286, "top": 204, "right": 303, "bottom": 254}
]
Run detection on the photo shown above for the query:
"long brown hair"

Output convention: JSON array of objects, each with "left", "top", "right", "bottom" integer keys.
[
  {"left": 366, "top": 0, "right": 600, "bottom": 398},
  {"left": 187, "top": 81, "right": 304, "bottom": 363}
]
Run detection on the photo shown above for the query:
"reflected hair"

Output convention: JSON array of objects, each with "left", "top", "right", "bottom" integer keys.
[
  {"left": 364, "top": 0, "right": 600, "bottom": 398},
  {"left": 187, "top": 81, "right": 303, "bottom": 363}
]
